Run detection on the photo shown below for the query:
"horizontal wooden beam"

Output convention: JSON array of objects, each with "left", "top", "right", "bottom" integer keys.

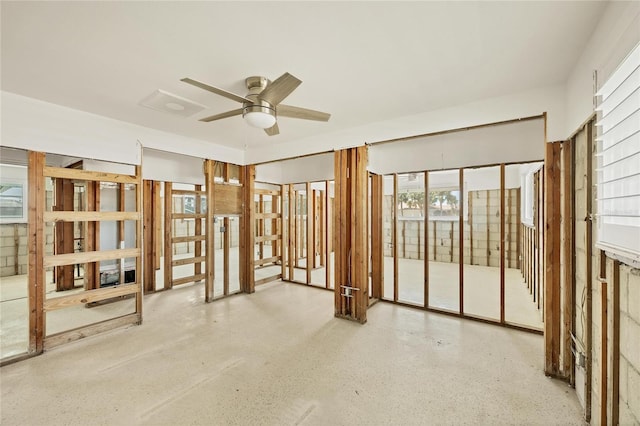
[
  {"left": 255, "top": 189, "right": 280, "bottom": 196},
  {"left": 44, "top": 284, "right": 139, "bottom": 311},
  {"left": 172, "top": 256, "right": 206, "bottom": 267},
  {"left": 44, "top": 248, "right": 140, "bottom": 268},
  {"left": 171, "top": 189, "right": 205, "bottom": 196},
  {"left": 173, "top": 273, "right": 206, "bottom": 286},
  {"left": 44, "top": 166, "right": 138, "bottom": 184},
  {"left": 43, "top": 313, "right": 140, "bottom": 350},
  {"left": 255, "top": 212, "right": 280, "bottom": 219},
  {"left": 44, "top": 211, "right": 140, "bottom": 223},
  {"left": 255, "top": 274, "right": 282, "bottom": 286},
  {"left": 172, "top": 213, "right": 206, "bottom": 220},
  {"left": 255, "top": 234, "right": 281, "bottom": 243},
  {"left": 255, "top": 256, "right": 280, "bottom": 266},
  {"left": 172, "top": 235, "right": 206, "bottom": 243}
]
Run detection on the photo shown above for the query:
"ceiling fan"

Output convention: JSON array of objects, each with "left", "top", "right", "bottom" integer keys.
[{"left": 181, "top": 73, "right": 330, "bottom": 136}]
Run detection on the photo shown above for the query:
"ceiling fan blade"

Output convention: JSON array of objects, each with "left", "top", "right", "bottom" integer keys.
[
  {"left": 277, "top": 104, "right": 331, "bottom": 122},
  {"left": 199, "top": 108, "right": 243, "bottom": 122},
  {"left": 264, "top": 122, "right": 280, "bottom": 136},
  {"left": 258, "top": 73, "right": 302, "bottom": 106},
  {"left": 181, "top": 77, "right": 253, "bottom": 104}
]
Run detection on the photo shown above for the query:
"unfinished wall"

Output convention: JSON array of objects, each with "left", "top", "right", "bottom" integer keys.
[{"left": 619, "top": 263, "right": 640, "bottom": 424}]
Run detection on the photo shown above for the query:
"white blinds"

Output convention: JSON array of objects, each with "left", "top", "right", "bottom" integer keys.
[{"left": 595, "top": 42, "right": 640, "bottom": 262}]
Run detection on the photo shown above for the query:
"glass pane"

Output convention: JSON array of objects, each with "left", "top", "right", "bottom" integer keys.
[
  {"left": 0, "top": 149, "right": 29, "bottom": 359},
  {"left": 382, "top": 175, "right": 394, "bottom": 300},
  {"left": 428, "top": 170, "right": 460, "bottom": 312},
  {"left": 463, "top": 166, "right": 500, "bottom": 321},
  {"left": 505, "top": 163, "right": 543, "bottom": 329},
  {"left": 397, "top": 172, "right": 425, "bottom": 306}
]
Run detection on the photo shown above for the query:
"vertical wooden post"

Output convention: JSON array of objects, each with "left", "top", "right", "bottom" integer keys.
[
  {"left": 281, "top": 185, "right": 287, "bottom": 280},
  {"left": 325, "top": 181, "right": 331, "bottom": 289},
  {"left": 223, "top": 165, "right": 231, "bottom": 295},
  {"left": 516, "top": 189, "right": 521, "bottom": 270},
  {"left": 585, "top": 123, "right": 594, "bottom": 422},
  {"left": 163, "top": 182, "right": 173, "bottom": 290},
  {"left": 544, "top": 141, "right": 562, "bottom": 376},
  {"left": 612, "top": 259, "right": 620, "bottom": 426},
  {"left": 507, "top": 189, "right": 512, "bottom": 269},
  {"left": 194, "top": 184, "right": 202, "bottom": 279},
  {"left": 239, "top": 164, "right": 255, "bottom": 294},
  {"left": 54, "top": 177, "right": 74, "bottom": 291},
  {"left": 312, "top": 189, "right": 318, "bottom": 269},
  {"left": 143, "top": 180, "right": 156, "bottom": 292},
  {"left": 28, "top": 151, "right": 45, "bottom": 354},
  {"left": 393, "top": 174, "right": 398, "bottom": 303},
  {"left": 601, "top": 278, "right": 608, "bottom": 426},
  {"left": 469, "top": 192, "right": 474, "bottom": 265},
  {"left": 459, "top": 168, "right": 464, "bottom": 314},
  {"left": 118, "top": 182, "right": 126, "bottom": 284},
  {"left": 306, "top": 182, "right": 313, "bottom": 284},
  {"left": 334, "top": 147, "right": 368, "bottom": 323},
  {"left": 288, "top": 185, "right": 295, "bottom": 281},
  {"left": 486, "top": 190, "right": 490, "bottom": 266},
  {"left": 319, "top": 191, "right": 325, "bottom": 267},
  {"left": 562, "top": 139, "right": 575, "bottom": 377},
  {"left": 204, "top": 161, "right": 215, "bottom": 302},
  {"left": 424, "top": 172, "right": 429, "bottom": 308},
  {"left": 371, "top": 174, "right": 383, "bottom": 299},
  {"left": 134, "top": 165, "right": 143, "bottom": 319},
  {"left": 84, "top": 181, "right": 100, "bottom": 290},
  {"left": 500, "top": 164, "right": 505, "bottom": 323},
  {"left": 272, "top": 193, "right": 279, "bottom": 263}
]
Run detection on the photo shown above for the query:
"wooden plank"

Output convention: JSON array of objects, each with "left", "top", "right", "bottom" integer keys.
[
  {"left": 172, "top": 256, "right": 206, "bottom": 267},
  {"left": 272, "top": 194, "right": 280, "bottom": 264},
  {"left": 84, "top": 181, "right": 100, "bottom": 290},
  {"left": 43, "top": 313, "right": 140, "bottom": 351},
  {"left": 44, "top": 284, "right": 139, "bottom": 311},
  {"left": 172, "top": 235, "right": 206, "bottom": 243},
  {"left": 54, "top": 177, "right": 74, "bottom": 291},
  {"left": 171, "top": 189, "right": 205, "bottom": 196},
  {"left": 213, "top": 183, "right": 242, "bottom": 215},
  {"left": 516, "top": 188, "right": 521, "bottom": 270},
  {"left": 118, "top": 183, "right": 126, "bottom": 292},
  {"left": 585, "top": 122, "right": 594, "bottom": 421},
  {"left": 28, "top": 151, "right": 45, "bottom": 353},
  {"left": 172, "top": 213, "right": 206, "bottom": 220},
  {"left": 45, "top": 248, "right": 140, "bottom": 268},
  {"left": 255, "top": 188, "right": 280, "bottom": 196},
  {"left": 469, "top": 191, "right": 474, "bottom": 265},
  {"left": 255, "top": 274, "right": 282, "bottom": 286},
  {"left": 164, "top": 181, "right": 173, "bottom": 290},
  {"left": 43, "top": 166, "right": 137, "bottom": 184},
  {"left": 601, "top": 278, "right": 608, "bottom": 426},
  {"left": 325, "top": 181, "right": 331, "bottom": 289},
  {"left": 173, "top": 273, "right": 206, "bottom": 286},
  {"left": 307, "top": 182, "right": 313, "bottom": 284},
  {"left": 612, "top": 259, "right": 620, "bottom": 426},
  {"left": 44, "top": 210, "right": 141, "bottom": 222},
  {"left": 143, "top": 180, "right": 155, "bottom": 292},
  {"left": 393, "top": 174, "right": 398, "bottom": 303},
  {"left": 288, "top": 185, "right": 295, "bottom": 281},
  {"left": 224, "top": 163, "right": 231, "bottom": 296},
  {"left": 562, "top": 139, "right": 574, "bottom": 377},
  {"left": 312, "top": 189, "right": 318, "bottom": 269},
  {"left": 500, "top": 164, "right": 505, "bottom": 323},
  {"left": 319, "top": 191, "right": 325, "bottom": 267},
  {"left": 507, "top": 189, "right": 512, "bottom": 268},
  {"left": 204, "top": 160, "right": 215, "bottom": 302},
  {"left": 255, "top": 234, "right": 281, "bottom": 243},
  {"left": 459, "top": 168, "right": 464, "bottom": 314},
  {"left": 134, "top": 164, "right": 143, "bottom": 316},
  {"left": 371, "top": 174, "right": 383, "bottom": 300},
  {"left": 239, "top": 165, "right": 255, "bottom": 293},
  {"left": 424, "top": 172, "right": 429, "bottom": 308},
  {"left": 255, "top": 212, "right": 280, "bottom": 219},
  {"left": 154, "top": 181, "right": 162, "bottom": 269},
  {"left": 355, "top": 146, "right": 369, "bottom": 321},
  {"left": 544, "top": 141, "right": 561, "bottom": 376},
  {"left": 281, "top": 185, "right": 287, "bottom": 280}
]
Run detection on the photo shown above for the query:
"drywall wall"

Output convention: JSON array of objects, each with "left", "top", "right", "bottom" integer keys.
[
  {"left": 565, "top": 1, "right": 640, "bottom": 136},
  {"left": 255, "top": 153, "right": 334, "bottom": 185},
  {"left": 369, "top": 118, "right": 544, "bottom": 175},
  {"left": 246, "top": 85, "right": 561, "bottom": 164},
  {"left": 142, "top": 149, "right": 205, "bottom": 185},
  {"left": 1, "top": 91, "right": 244, "bottom": 166}
]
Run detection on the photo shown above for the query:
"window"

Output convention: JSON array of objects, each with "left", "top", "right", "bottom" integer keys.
[
  {"left": 0, "top": 183, "right": 23, "bottom": 218},
  {"left": 595, "top": 42, "right": 640, "bottom": 264}
]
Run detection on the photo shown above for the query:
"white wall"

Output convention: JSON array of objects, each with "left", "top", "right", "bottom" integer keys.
[
  {"left": 141, "top": 149, "right": 204, "bottom": 185},
  {"left": 368, "top": 118, "right": 544, "bottom": 175},
  {"left": 255, "top": 153, "right": 334, "bottom": 185},
  {"left": 565, "top": 1, "right": 640, "bottom": 136},
  {"left": 247, "top": 85, "right": 562, "bottom": 164},
  {"left": 0, "top": 91, "right": 245, "bottom": 166}
]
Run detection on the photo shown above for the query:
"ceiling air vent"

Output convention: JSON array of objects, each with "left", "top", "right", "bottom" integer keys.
[{"left": 139, "top": 89, "right": 207, "bottom": 117}]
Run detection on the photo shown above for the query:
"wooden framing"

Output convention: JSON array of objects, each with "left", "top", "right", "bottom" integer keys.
[
  {"left": 334, "top": 147, "right": 369, "bottom": 323},
  {"left": 370, "top": 174, "right": 383, "bottom": 299},
  {"left": 27, "top": 153, "right": 144, "bottom": 352},
  {"left": 325, "top": 181, "right": 331, "bottom": 289},
  {"left": 562, "top": 139, "right": 575, "bottom": 378},
  {"left": 253, "top": 184, "right": 282, "bottom": 287},
  {"left": 163, "top": 182, "right": 173, "bottom": 290},
  {"left": 424, "top": 172, "right": 429, "bottom": 308},
  {"left": 306, "top": 182, "right": 313, "bottom": 284},
  {"left": 393, "top": 174, "right": 398, "bottom": 303},
  {"left": 54, "top": 177, "right": 74, "bottom": 291},
  {"left": 459, "top": 168, "right": 464, "bottom": 314},
  {"left": 500, "top": 164, "right": 505, "bottom": 323},
  {"left": 544, "top": 141, "right": 562, "bottom": 376},
  {"left": 204, "top": 160, "right": 215, "bottom": 302},
  {"left": 239, "top": 164, "right": 255, "bottom": 293},
  {"left": 612, "top": 259, "right": 620, "bottom": 426},
  {"left": 288, "top": 184, "right": 295, "bottom": 281}
]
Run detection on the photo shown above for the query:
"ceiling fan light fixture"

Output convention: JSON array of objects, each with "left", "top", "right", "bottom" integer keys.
[{"left": 243, "top": 104, "right": 276, "bottom": 129}]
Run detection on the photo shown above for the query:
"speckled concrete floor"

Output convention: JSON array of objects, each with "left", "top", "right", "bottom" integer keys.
[{"left": 1, "top": 281, "right": 583, "bottom": 425}]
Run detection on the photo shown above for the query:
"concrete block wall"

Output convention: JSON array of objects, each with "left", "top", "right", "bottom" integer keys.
[{"left": 618, "top": 263, "right": 640, "bottom": 424}]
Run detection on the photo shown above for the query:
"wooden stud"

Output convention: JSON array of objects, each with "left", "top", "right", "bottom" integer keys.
[
  {"left": 288, "top": 185, "right": 295, "bottom": 281},
  {"left": 469, "top": 191, "right": 474, "bottom": 265},
  {"left": 585, "top": 122, "right": 594, "bottom": 422},
  {"left": 194, "top": 184, "right": 202, "bottom": 279},
  {"left": 325, "top": 181, "right": 331, "bottom": 289},
  {"left": 118, "top": 183, "right": 126, "bottom": 287},
  {"left": 319, "top": 191, "right": 325, "bottom": 267},
  {"left": 486, "top": 190, "right": 491, "bottom": 264},
  {"left": 307, "top": 182, "right": 313, "bottom": 284},
  {"left": 143, "top": 181, "right": 155, "bottom": 292},
  {"left": 544, "top": 141, "right": 561, "bottom": 376},
  {"left": 54, "top": 177, "right": 74, "bottom": 291},
  {"left": 601, "top": 277, "right": 608, "bottom": 426},
  {"left": 507, "top": 189, "right": 512, "bottom": 269},
  {"left": 43, "top": 166, "right": 137, "bottom": 184},
  {"left": 424, "top": 172, "right": 429, "bottom": 308},
  {"left": 562, "top": 139, "right": 574, "bottom": 378},
  {"left": 371, "top": 174, "right": 383, "bottom": 299},
  {"left": 500, "top": 164, "right": 505, "bottom": 323},
  {"left": 272, "top": 193, "right": 280, "bottom": 264},
  {"left": 612, "top": 259, "right": 620, "bottom": 426},
  {"left": 459, "top": 168, "right": 464, "bottom": 314},
  {"left": 393, "top": 174, "right": 398, "bottom": 303},
  {"left": 516, "top": 188, "right": 521, "bottom": 270},
  {"left": 239, "top": 165, "right": 255, "bottom": 293},
  {"left": 280, "top": 185, "right": 287, "bottom": 280},
  {"left": 84, "top": 181, "right": 100, "bottom": 291},
  {"left": 28, "top": 151, "right": 45, "bottom": 354},
  {"left": 163, "top": 182, "right": 173, "bottom": 290},
  {"left": 204, "top": 161, "right": 215, "bottom": 302}
]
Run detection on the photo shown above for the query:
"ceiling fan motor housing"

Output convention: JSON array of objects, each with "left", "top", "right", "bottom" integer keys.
[{"left": 243, "top": 76, "right": 276, "bottom": 124}]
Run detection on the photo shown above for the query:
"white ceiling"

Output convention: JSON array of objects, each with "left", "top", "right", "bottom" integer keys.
[{"left": 1, "top": 1, "right": 605, "bottom": 156}]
